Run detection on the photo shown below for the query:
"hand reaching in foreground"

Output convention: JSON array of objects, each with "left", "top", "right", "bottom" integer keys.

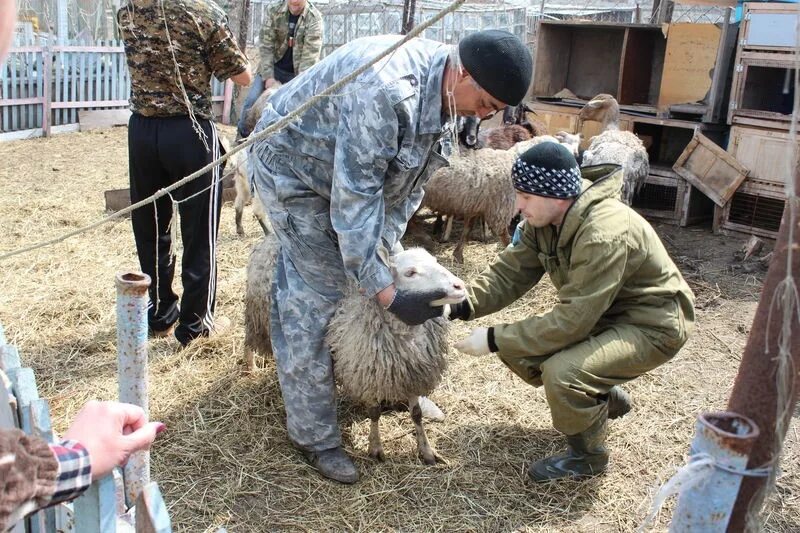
[
  {"left": 62, "top": 400, "right": 165, "bottom": 479},
  {"left": 454, "top": 327, "right": 491, "bottom": 356}
]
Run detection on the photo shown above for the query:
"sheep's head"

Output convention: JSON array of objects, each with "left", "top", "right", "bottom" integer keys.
[
  {"left": 578, "top": 94, "right": 618, "bottom": 122},
  {"left": 457, "top": 116, "right": 480, "bottom": 148},
  {"left": 390, "top": 248, "right": 466, "bottom": 305}
]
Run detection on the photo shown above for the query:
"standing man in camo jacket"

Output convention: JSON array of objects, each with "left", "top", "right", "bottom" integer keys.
[
  {"left": 118, "top": 0, "right": 252, "bottom": 346},
  {"left": 237, "top": 0, "right": 323, "bottom": 137},
  {"left": 250, "top": 30, "right": 533, "bottom": 483}
]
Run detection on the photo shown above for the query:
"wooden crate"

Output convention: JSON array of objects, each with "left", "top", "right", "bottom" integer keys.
[
  {"left": 728, "top": 53, "right": 798, "bottom": 126},
  {"left": 632, "top": 167, "right": 688, "bottom": 224},
  {"left": 531, "top": 19, "right": 736, "bottom": 121},
  {"left": 739, "top": 2, "right": 800, "bottom": 51},
  {"left": 714, "top": 123, "right": 796, "bottom": 239},
  {"left": 727, "top": 125, "right": 798, "bottom": 189},
  {"left": 728, "top": 3, "right": 800, "bottom": 126},
  {"left": 632, "top": 166, "right": 715, "bottom": 226},
  {"left": 529, "top": 101, "right": 634, "bottom": 151},
  {"left": 718, "top": 180, "right": 786, "bottom": 239}
]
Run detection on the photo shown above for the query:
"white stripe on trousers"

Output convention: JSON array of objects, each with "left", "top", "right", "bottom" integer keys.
[{"left": 202, "top": 123, "right": 220, "bottom": 331}]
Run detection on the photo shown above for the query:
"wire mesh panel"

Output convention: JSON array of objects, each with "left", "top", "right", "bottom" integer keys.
[
  {"left": 727, "top": 192, "right": 786, "bottom": 234},
  {"left": 248, "top": 0, "right": 528, "bottom": 56}
]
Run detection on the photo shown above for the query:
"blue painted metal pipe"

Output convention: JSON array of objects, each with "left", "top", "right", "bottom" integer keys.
[
  {"left": 670, "top": 412, "right": 760, "bottom": 532},
  {"left": 115, "top": 271, "right": 151, "bottom": 508}
]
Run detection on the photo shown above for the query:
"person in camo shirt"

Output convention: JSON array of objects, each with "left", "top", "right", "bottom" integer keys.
[
  {"left": 117, "top": 0, "right": 252, "bottom": 346},
  {"left": 250, "top": 30, "right": 533, "bottom": 484},
  {"left": 237, "top": 0, "right": 323, "bottom": 138}
]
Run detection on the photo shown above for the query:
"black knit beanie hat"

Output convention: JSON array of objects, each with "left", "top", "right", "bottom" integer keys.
[
  {"left": 458, "top": 30, "right": 533, "bottom": 106},
  {"left": 512, "top": 142, "right": 582, "bottom": 199}
]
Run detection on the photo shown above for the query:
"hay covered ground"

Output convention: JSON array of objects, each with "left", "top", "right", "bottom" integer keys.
[{"left": 0, "top": 127, "right": 797, "bottom": 532}]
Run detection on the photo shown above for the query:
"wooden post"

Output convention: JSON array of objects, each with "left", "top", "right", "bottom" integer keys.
[
  {"left": 74, "top": 476, "right": 118, "bottom": 533},
  {"left": 401, "top": 0, "right": 416, "bottom": 35},
  {"left": 42, "top": 47, "right": 52, "bottom": 137},
  {"left": 726, "top": 194, "right": 800, "bottom": 527},
  {"left": 134, "top": 483, "right": 172, "bottom": 533},
  {"left": 222, "top": 79, "right": 233, "bottom": 125},
  {"left": 6, "top": 367, "right": 39, "bottom": 434}
]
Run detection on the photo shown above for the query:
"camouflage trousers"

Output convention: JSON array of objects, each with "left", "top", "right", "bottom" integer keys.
[
  {"left": 498, "top": 323, "right": 675, "bottom": 436},
  {"left": 251, "top": 145, "right": 346, "bottom": 452}
]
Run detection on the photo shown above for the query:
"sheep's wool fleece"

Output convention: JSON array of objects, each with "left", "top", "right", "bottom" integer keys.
[
  {"left": 581, "top": 130, "right": 649, "bottom": 205},
  {"left": 244, "top": 235, "right": 280, "bottom": 356},
  {"left": 422, "top": 148, "right": 517, "bottom": 239},
  {"left": 327, "top": 286, "right": 450, "bottom": 405}
]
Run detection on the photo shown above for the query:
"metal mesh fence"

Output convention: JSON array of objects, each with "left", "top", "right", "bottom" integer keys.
[
  {"left": 247, "top": 0, "right": 528, "bottom": 57},
  {"left": 10, "top": 1, "right": 734, "bottom": 49}
]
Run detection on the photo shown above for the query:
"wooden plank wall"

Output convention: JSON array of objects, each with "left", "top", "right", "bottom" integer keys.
[{"left": 0, "top": 42, "right": 229, "bottom": 135}]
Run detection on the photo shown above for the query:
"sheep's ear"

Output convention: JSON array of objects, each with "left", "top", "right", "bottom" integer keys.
[{"left": 587, "top": 99, "right": 603, "bottom": 109}]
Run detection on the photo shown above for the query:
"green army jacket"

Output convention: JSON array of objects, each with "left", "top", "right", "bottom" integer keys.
[{"left": 465, "top": 164, "right": 695, "bottom": 360}]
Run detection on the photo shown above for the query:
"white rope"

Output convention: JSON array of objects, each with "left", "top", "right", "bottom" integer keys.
[
  {"left": 0, "top": 0, "right": 467, "bottom": 263},
  {"left": 638, "top": 455, "right": 716, "bottom": 532},
  {"left": 638, "top": 451, "right": 773, "bottom": 532}
]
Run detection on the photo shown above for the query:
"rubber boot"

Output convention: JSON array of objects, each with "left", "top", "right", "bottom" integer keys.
[
  {"left": 606, "top": 386, "right": 631, "bottom": 420},
  {"left": 527, "top": 416, "right": 609, "bottom": 482},
  {"left": 299, "top": 446, "right": 359, "bottom": 484}
]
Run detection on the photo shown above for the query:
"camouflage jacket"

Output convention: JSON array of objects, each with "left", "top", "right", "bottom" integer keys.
[
  {"left": 252, "top": 35, "right": 452, "bottom": 297},
  {"left": 257, "top": 1, "right": 323, "bottom": 79},
  {"left": 117, "top": 0, "right": 248, "bottom": 119}
]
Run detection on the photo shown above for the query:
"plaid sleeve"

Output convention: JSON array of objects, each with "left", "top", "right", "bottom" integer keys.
[{"left": 48, "top": 440, "right": 92, "bottom": 504}]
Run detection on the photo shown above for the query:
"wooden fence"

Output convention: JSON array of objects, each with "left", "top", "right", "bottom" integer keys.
[
  {"left": 0, "top": 322, "right": 173, "bottom": 532},
  {"left": 0, "top": 40, "right": 231, "bottom": 137}
]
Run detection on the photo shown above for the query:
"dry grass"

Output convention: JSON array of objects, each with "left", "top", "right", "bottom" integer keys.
[{"left": 0, "top": 127, "right": 797, "bottom": 532}]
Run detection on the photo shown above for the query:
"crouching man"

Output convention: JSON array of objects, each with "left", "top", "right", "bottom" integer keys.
[{"left": 449, "top": 142, "right": 695, "bottom": 482}]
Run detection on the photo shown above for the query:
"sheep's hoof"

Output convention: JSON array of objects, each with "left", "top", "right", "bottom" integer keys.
[
  {"left": 368, "top": 447, "right": 386, "bottom": 462},
  {"left": 453, "top": 249, "right": 465, "bottom": 264},
  {"left": 236, "top": 227, "right": 246, "bottom": 237},
  {"left": 420, "top": 449, "right": 446, "bottom": 466}
]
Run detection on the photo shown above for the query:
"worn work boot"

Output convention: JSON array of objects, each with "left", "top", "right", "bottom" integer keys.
[
  {"left": 527, "top": 417, "right": 609, "bottom": 483},
  {"left": 606, "top": 386, "right": 631, "bottom": 420},
  {"left": 300, "top": 446, "right": 359, "bottom": 484}
]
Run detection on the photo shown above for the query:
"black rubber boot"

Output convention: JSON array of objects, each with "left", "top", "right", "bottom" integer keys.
[
  {"left": 527, "top": 417, "right": 609, "bottom": 483},
  {"left": 300, "top": 446, "right": 359, "bottom": 484},
  {"left": 606, "top": 386, "right": 631, "bottom": 420}
]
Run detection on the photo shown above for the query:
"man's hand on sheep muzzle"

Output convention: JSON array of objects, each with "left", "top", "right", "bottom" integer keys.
[
  {"left": 385, "top": 288, "right": 448, "bottom": 326},
  {"left": 454, "top": 327, "right": 492, "bottom": 356}
]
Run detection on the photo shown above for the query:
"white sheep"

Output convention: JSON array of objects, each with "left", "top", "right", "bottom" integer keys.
[
  {"left": 578, "top": 94, "right": 649, "bottom": 205},
  {"left": 243, "top": 236, "right": 466, "bottom": 464}
]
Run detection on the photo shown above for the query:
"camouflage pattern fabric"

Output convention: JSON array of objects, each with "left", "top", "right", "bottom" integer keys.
[
  {"left": 117, "top": 0, "right": 249, "bottom": 119},
  {"left": 252, "top": 35, "right": 451, "bottom": 298},
  {"left": 250, "top": 35, "right": 453, "bottom": 450},
  {"left": 257, "top": 0, "right": 323, "bottom": 79}
]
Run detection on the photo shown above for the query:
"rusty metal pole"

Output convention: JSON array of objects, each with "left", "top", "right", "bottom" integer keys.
[
  {"left": 670, "top": 413, "right": 759, "bottom": 532},
  {"left": 115, "top": 271, "right": 151, "bottom": 507},
  {"left": 401, "top": 0, "right": 416, "bottom": 35},
  {"left": 726, "top": 196, "right": 800, "bottom": 529}
]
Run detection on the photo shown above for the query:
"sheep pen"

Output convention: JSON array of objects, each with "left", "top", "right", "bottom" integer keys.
[{"left": 0, "top": 126, "right": 797, "bottom": 532}]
